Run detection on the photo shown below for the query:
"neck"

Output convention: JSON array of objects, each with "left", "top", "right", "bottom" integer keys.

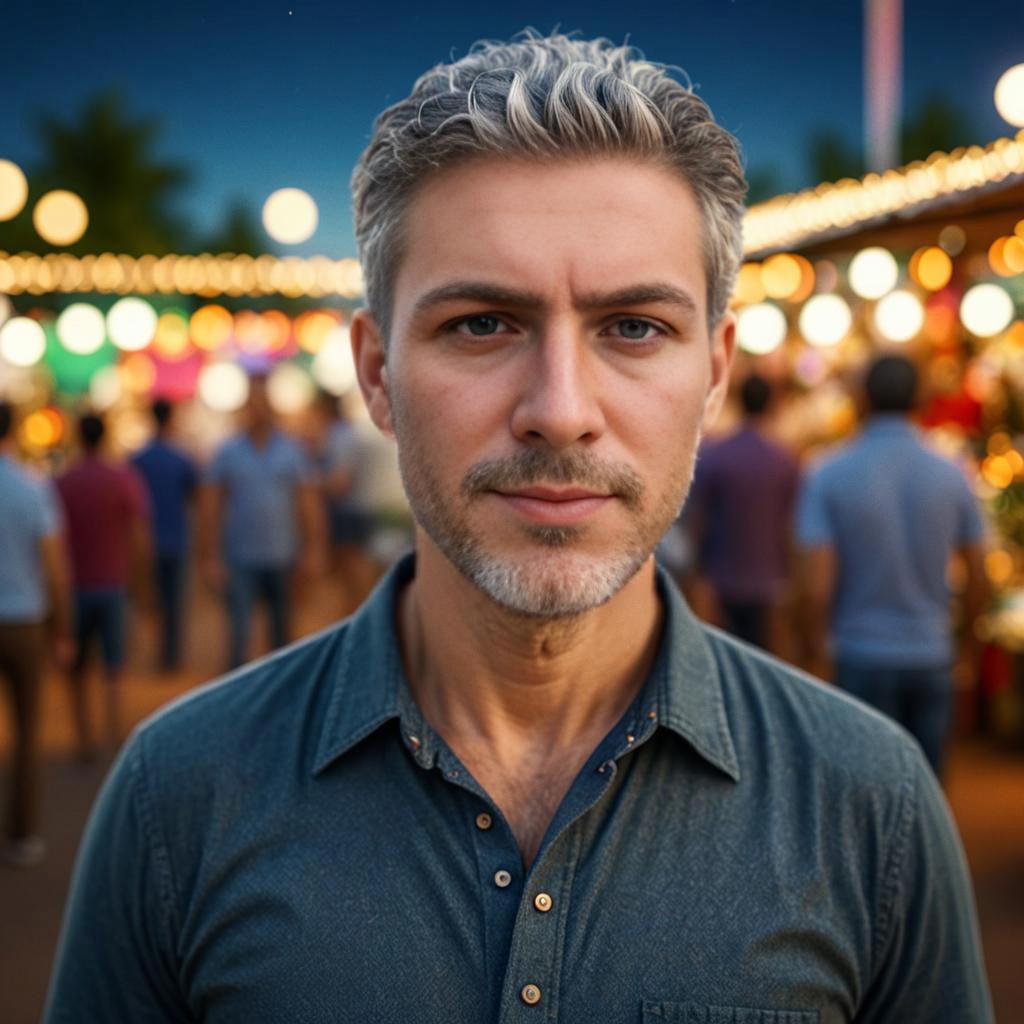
[{"left": 398, "top": 535, "right": 662, "bottom": 760}]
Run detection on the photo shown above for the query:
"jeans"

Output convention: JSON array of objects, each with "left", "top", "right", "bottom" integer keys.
[
  {"left": 74, "top": 590, "right": 126, "bottom": 673},
  {"left": 835, "top": 659, "right": 953, "bottom": 776},
  {"left": 154, "top": 554, "right": 186, "bottom": 669},
  {"left": 226, "top": 564, "right": 291, "bottom": 669}
]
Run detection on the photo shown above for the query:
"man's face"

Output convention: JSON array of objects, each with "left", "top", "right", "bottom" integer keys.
[{"left": 354, "top": 156, "right": 734, "bottom": 618}]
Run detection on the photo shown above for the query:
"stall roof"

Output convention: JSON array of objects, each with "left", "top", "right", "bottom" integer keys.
[{"left": 743, "top": 130, "right": 1024, "bottom": 260}]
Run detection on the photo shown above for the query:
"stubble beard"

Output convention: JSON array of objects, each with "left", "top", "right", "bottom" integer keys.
[{"left": 393, "top": 399, "right": 699, "bottom": 620}]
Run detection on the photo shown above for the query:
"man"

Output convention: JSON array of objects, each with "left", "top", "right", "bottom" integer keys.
[
  {"left": 56, "top": 413, "right": 150, "bottom": 758},
  {"left": 798, "top": 355, "right": 988, "bottom": 778},
  {"left": 47, "top": 36, "right": 992, "bottom": 1022},
  {"left": 688, "top": 372, "right": 800, "bottom": 650},
  {"left": 0, "top": 403, "right": 72, "bottom": 867},
  {"left": 198, "top": 373, "right": 323, "bottom": 668},
  {"left": 132, "top": 398, "right": 199, "bottom": 671}
]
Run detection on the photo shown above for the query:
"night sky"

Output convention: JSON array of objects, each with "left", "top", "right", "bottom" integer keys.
[{"left": 4, "top": 0, "right": 1023, "bottom": 257}]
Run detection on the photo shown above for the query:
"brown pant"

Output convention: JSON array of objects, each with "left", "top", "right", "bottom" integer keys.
[{"left": 0, "top": 622, "right": 45, "bottom": 840}]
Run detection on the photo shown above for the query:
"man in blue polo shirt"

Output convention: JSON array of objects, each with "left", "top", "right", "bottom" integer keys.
[
  {"left": 798, "top": 355, "right": 987, "bottom": 777},
  {"left": 199, "top": 373, "right": 324, "bottom": 668}
]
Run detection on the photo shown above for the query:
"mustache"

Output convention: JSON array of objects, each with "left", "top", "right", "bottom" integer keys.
[{"left": 462, "top": 449, "right": 644, "bottom": 507}]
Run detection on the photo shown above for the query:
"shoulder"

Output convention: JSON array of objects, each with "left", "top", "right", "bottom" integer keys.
[
  {"left": 705, "top": 626, "right": 917, "bottom": 790},
  {"left": 124, "top": 621, "right": 354, "bottom": 839}
]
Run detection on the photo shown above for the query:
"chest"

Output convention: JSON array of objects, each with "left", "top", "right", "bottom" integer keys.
[{"left": 171, "top": 746, "right": 871, "bottom": 1024}]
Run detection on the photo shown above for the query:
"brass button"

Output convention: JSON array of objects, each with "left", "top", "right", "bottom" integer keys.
[
  {"left": 494, "top": 869, "right": 512, "bottom": 888},
  {"left": 533, "top": 892, "right": 552, "bottom": 913},
  {"left": 521, "top": 983, "right": 541, "bottom": 1005},
  {"left": 475, "top": 812, "right": 493, "bottom": 830}
]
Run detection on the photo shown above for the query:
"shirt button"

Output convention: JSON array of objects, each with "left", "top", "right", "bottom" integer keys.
[
  {"left": 521, "top": 983, "right": 542, "bottom": 1005},
  {"left": 475, "top": 812, "right": 493, "bottom": 830},
  {"left": 533, "top": 892, "right": 553, "bottom": 913},
  {"left": 493, "top": 869, "right": 512, "bottom": 888}
]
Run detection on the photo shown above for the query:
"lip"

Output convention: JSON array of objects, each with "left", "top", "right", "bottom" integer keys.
[{"left": 493, "top": 487, "right": 612, "bottom": 525}]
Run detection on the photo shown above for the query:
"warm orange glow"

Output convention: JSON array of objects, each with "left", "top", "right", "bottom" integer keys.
[
  {"left": 120, "top": 352, "right": 157, "bottom": 394},
  {"left": 234, "top": 310, "right": 270, "bottom": 354},
  {"left": 21, "top": 408, "right": 63, "bottom": 449},
  {"left": 982, "top": 455, "right": 1014, "bottom": 489},
  {"left": 295, "top": 310, "right": 339, "bottom": 354},
  {"left": 263, "top": 310, "right": 292, "bottom": 353},
  {"left": 987, "top": 432, "right": 1012, "bottom": 456},
  {"left": 1003, "top": 235, "right": 1024, "bottom": 274},
  {"left": 0, "top": 159, "right": 28, "bottom": 221},
  {"left": 985, "top": 550, "right": 1014, "bottom": 586},
  {"left": 153, "top": 311, "right": 191, "bottom": 360},
  {"left": 33, "top": 190, "right": 89, "bottom": 246},
  {"left": 761, "top": 254, "right": 804, "bottom": 300},
  {"left": 989, "top": 237, "right": 1013, "bottom": 277},
  {"left": 1007, "top": 321, "right": 1024, "bottom": 348},
  {"left": 910, "top": 246, "right": 953, "bottom": 291},
  {"left": 733, "top": 262, "right": 765, "bottom": 306},
  {"left": 190, "top": 304, "right": 233, "bottom": 351}
]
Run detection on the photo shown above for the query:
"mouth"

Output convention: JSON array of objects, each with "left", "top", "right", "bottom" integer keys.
[{"left": 492, "top": 485, "right": 613, "bottom": 525}]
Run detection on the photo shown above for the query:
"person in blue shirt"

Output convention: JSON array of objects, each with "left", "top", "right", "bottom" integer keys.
[
  {"left": 46, "top": 35, "right": 992, "bottom": 1022},
  {"left": 131, "top": 399, "right": 199, "bottom": 671},
  {"left": 199, "top": 373, "right": 324, "bottom": 668},
  {"left": 798, "top": 355, "right": 988, "bottom": 777},
  {"left": 0, "top": 402, "right": 72, "bottom": 867}
]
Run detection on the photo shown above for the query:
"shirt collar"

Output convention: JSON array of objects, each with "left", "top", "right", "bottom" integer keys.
[{"left": 313, "top": 554, "right": 740, "bottom": 783}]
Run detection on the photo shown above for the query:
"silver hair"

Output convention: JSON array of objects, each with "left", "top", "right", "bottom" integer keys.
[{"left": 351, "top": 32, "right": 747, "bottom": 341}]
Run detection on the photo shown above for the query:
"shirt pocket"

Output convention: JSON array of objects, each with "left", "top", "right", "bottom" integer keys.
[{"left": 642, "top": 1000, "right": 819, "bottom": 1023}]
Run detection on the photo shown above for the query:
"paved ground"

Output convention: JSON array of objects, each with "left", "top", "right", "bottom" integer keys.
[{"left": 2, "top": 580, "right": 1023, "bottom": 1022}]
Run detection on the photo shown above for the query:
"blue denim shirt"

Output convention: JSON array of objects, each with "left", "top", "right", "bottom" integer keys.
[{"left": 46, "top": 556, "right": 992, "bottom": 1023}]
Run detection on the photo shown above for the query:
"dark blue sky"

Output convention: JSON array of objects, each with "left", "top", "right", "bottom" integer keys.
[{"left": 5, "top": 0, "right": 1023, "bottom": 256}]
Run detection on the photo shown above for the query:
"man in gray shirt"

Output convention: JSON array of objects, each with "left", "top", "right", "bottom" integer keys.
[{"left": 46, "top": 34, "right": 992, "bottom": 1022}]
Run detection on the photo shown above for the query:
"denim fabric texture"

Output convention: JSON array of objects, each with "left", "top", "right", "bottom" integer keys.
[{"left": 45, "top": 556, "right": 992, "bottom": 1023}]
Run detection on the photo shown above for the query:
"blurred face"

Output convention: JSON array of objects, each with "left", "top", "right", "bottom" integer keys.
[
  {"left": 354, "top": 156, "right": 733, "bottom": 618},
  {"left": 245, "top": 376, "right": 273, "bottom": 431}
]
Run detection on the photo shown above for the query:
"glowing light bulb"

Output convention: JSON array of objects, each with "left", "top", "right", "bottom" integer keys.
[
  {"left": 848, "top": 247, "right": 898, "bottom": 299},
  {"left": 0, "top": 316, "right": 46, "bottom": 367},
  {"left": 736, "top": 302, "right": 787, "bottom": 354},
  {"left": 107, "top": 297, "right": 157, "bottom": 351},
  {"left": 0, "top": 159, "right": 28, "bottom": 221},
  {"left": 994, "top": 64, "right": 1024, "bottom": 128},
  {"left": 799, "top": 294, "right": 852, "bottom": 347},
  {"left": 56, "top": 303, "right": 106, "bottom": 355},
  {"left": 33, "top": 190, "right": 88, "bottom": 246},
  {"left": 874, "top": 290, "right": 924, "bottom": 343},
  {"left": 262, "top": 188, "right": 318, "bottom": 245},
  {"left": 960, "top": 284, "right": 1014, "bottom": 338}
]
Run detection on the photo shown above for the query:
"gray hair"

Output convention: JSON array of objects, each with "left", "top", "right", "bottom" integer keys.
[{"left": 351, "top": 32, "right": 747, "bottom": 340}]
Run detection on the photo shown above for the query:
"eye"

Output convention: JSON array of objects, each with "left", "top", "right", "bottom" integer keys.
[
  {"left": 453, "top": 315, "right": 507, "bottom": 337},
  {"left": 607, "top": 318, "right": 663, "bottom": 341}
]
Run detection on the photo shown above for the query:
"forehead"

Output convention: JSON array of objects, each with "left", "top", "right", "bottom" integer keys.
[{"left": 392, "top": 156, "right": 708, "bottom": 321}]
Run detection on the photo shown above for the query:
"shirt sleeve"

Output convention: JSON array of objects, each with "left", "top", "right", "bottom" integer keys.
[
  {"left": 795, "top": 466, "right": 833, "bottom": 547},
  {"left": 856, "top": 742, "right": 994, "bottom": 1023},
  {"left": 955, "top": 476, "right": 985, "bottom": 547},
  {"left": 44, "top": 734, "right": 192, "bottom": 1023}
]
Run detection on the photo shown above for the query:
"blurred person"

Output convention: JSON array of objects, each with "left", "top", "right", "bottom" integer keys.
[
  {"left": 198, "top": 373, "right": 324, "bottom": 669},
  {"left": 56, "top": 413, "right": 150, "bottom": 759},
  {"left": 131, "top": 398, "right": 199, "bottom": 671},
  {"left": 314, "top": 390, "right": 379, "bottom": 616},
  {"left": 0, "top": 403, "right": 72, "bottom": 867},
  {"left": 798, "top": 354, "right": 988, "bottom": 777},
  {"left": 687, "top": 372, "right": 800, "bottom": 650},
  {"left": 47, "top": 35, "right": 992, "bottom": 1023}
]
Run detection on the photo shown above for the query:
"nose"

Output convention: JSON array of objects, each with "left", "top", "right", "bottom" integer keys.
[{"left": 509, "top": 326, "right": 606, "bottom": 449}]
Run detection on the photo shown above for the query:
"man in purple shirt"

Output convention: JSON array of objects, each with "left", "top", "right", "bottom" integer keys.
[{"left": 688, "top": 373, "right": 800, "bottom": 650}]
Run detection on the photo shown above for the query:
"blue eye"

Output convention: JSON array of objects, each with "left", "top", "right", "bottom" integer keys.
[
  {"left": 613, "top": 319, "right": 659, "bottom": 340},
  {"left": 456, "top": 315, "right": 504, "bottom": 336}
]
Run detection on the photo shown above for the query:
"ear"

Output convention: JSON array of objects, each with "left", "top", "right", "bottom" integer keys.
[
  {"left": 351, "top": 309, "right": 394, "bottom": 436},
  {"left": 701, "top": 312, "right": 736, "bottom": 430}
]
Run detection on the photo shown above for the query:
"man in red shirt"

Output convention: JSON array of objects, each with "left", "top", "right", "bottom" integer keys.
[{"left": 57, "top": 413, "right": 150, "bottom": 758}]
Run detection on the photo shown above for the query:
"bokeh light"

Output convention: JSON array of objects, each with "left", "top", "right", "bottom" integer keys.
[
  {"left": 152, "top": 310, "right": 191, "bottom": 360},
  {"left": 0, "top": 159, "right": 28, "bottom": 221},
  {"left": 848, "top": 247, "right": 899, "bottom": 299},
  {"left": 190, "top": 304, "right": 233, "bottom": 351},
  {"left": 234, "top": 310, "right": 271, "bottom": 354},
  {"left": 198, "top": 361, "right": 250, "bottom": 412},
  {"left": 994, "top": 63, "right": 1024, "bottom": 127},
  {"left": 312, "top": 326, "right": 357, "bottom": 394},
  {"left": 982, "top": 455, "right": 1015, "bottom": 489},
  {"left": 874, "top": 290, "right": 924, "bottom": 343},
  {"left": 262, "top": 188, "right": 319, "bottom": 245},
  {"left": 910, "top": 246, "right": 953, "bottom": 291},
  {"left": 120, "top": 352, "right": 157, "bottom": 394},
  {"left": 736, "top": 302, "right": 788, "bottom": 354},
  {"left": 761, "top": 254, "right": 803, "bottom": 300},
  {"left": 268, "top": 361, "right": 315, "bottom": 414},
  {"left": 0, "top": 316, "right": 46, "bottom": 366},
  {"left": 295, "top": 310, "right": 339, "bottom": 354},
  {"left": 733, "top": 263, "right": 765, "bottom": 306},
  {"left": 938, "top": 225, "right": 966, "bottom": 257},
  {"left": 985, "top": 550, "right": 1015, "bottom": 586},
  {"left": 960, "top": 283, "right": 1014, "bottom": 337},
  {"left": 0, "top": 294, "right": 11, "bottom": 327},
  {"left": 21, "top": 408, "right": 64, "bottom": 449},
  {"left": 56, "top": 303, "right": 106, "bottom": 355},
  {"left": 107, "top": 297, "right": 157, "bottom": 351},
  {"left": 89, "top": 364, "right": 123, "bottom": 411},
  {"left": 798, "top": 294, "right": 852, "bottom": 347},
  {"left": 33, "top": 189, "right": 88, "bottom": 246}
]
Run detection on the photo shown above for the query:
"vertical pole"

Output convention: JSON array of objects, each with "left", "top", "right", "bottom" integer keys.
[{"left": 865, "top": 0, "right": 903, "bottom": 172}]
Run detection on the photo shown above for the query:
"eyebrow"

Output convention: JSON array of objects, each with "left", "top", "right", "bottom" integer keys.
[{"left": 411, "top": 280, "right": 700, "bottom": 320}]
